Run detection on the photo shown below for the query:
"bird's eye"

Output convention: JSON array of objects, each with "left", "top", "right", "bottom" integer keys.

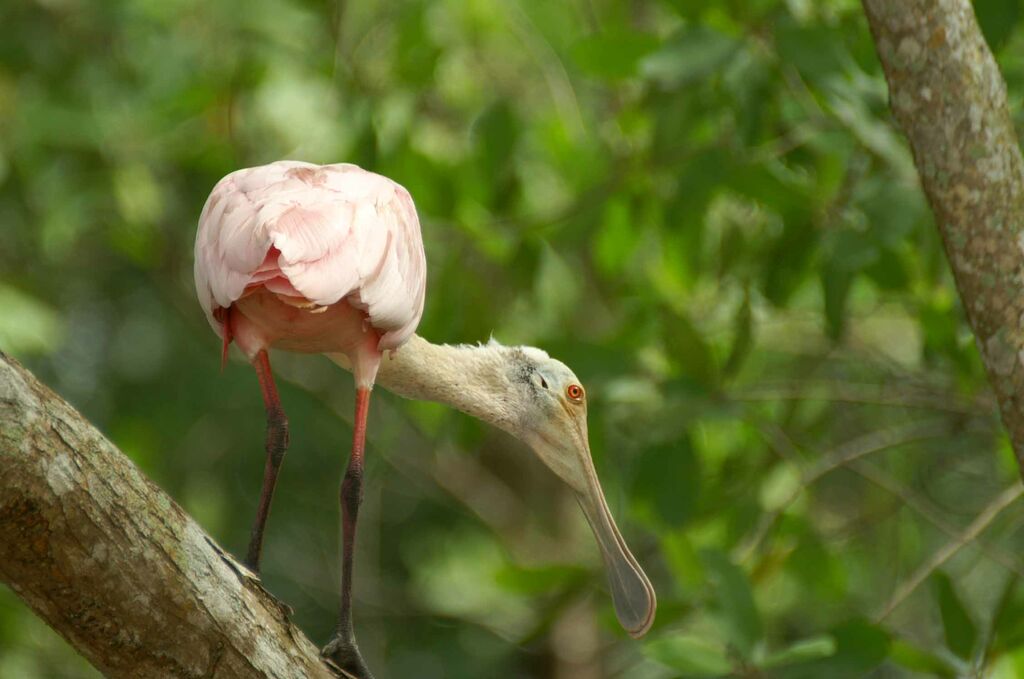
[{"left": 566, "top": 384, "right": 584, "bottom": 403}]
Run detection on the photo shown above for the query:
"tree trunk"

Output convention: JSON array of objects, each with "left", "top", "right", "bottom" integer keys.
[
  {"left": 0, "top": 351, "right": 344, "bottom": 678},
  {"left": 862, "top": 0, "right": 1024, "bottom": 472}
]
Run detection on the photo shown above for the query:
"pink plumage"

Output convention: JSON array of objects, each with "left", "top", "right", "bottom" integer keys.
[
  {"left": 193, "top": 161, "right": 428, "bottom": 674},
  {"left": 194, "top": 160, "right": 427, "bottom": 357}
]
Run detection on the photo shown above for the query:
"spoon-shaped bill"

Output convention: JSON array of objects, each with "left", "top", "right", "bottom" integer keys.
[{"left": 575, "top": 479, "right": 656, "bottom": 638}]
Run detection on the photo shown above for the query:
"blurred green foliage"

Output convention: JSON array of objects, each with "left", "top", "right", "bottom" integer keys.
[{"left": 3, "top": 0, "right": 1024, "bottom": 677}]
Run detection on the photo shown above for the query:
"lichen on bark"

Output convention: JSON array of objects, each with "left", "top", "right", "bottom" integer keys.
[{"left": 863, "top": 0, "right": 1024, "bottom": 472}]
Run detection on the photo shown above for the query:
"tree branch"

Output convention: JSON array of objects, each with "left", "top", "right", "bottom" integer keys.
[
  {"left": 862, "top": 1, "right": 1024, "bottom": 472},
  {"left": 0, "top": 351, "right": 344, "bottom": 679}
]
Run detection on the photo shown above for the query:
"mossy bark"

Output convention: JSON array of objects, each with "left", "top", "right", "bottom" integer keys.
[
  {"left": 863, "top": 0, "right": 1024, "bottom": 472},
  {"left": 0, "top": 352, "right": 340, "bottom": 679}
]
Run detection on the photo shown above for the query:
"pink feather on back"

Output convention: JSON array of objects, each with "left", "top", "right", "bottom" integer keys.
[{"left": 194, "top": 161, "right": 427, "bottom": 351}]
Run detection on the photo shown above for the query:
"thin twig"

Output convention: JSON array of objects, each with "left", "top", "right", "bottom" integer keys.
[
  {"left": 736, "top": 419, "right": 951, "bottom": 562},
  {"left": 876, "top": 483, "right": 1024, "bottom": 621},
  {"left": 804, "top": 420, "right": 952, "bottom": 485},
  {"left": 850, "top": 460, "right": 1024, "bottom": 578},
  {"left": 733, "top": 381, "right": 993, "bottom": 415}
]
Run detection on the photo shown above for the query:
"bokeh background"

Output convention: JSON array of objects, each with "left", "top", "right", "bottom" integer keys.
[{"left": 5, "top": 0, "right": 1024, "bottom": 677}]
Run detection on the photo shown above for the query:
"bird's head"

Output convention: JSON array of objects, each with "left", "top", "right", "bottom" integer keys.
[
  {"left": 341, "top": 336, "right": 657, "bottom": 636},
  {"left": 504, "top": 346, "right": 656, "bottom": 638}
]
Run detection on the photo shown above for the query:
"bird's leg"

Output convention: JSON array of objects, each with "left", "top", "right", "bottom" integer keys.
[
  {"left": 244, "top": 349, "right": 290, "bottom": 575},
  {"left": 323, "top": 386, "right": 374, "bottom": 679}
]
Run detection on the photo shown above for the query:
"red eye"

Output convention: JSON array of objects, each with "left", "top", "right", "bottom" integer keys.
[{"left": 566, "top": 384, "right": 584, "bottom": 402}]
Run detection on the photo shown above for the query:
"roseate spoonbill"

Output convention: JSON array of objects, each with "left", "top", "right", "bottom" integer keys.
[{"left": 194, "top": 160, "right": 656, "bottom": 677}]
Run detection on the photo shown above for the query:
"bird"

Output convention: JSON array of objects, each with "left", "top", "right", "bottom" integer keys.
[
  {"left": 194, "top": 160, "right": 656, "bottom": 678},
  {"left": 195, "top": 160, "right": 424, "bottom": 676}
]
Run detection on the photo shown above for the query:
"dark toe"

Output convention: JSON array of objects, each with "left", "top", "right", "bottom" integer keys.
[{"left": 322, "top": 637, "right": 375, "bottom": 679}]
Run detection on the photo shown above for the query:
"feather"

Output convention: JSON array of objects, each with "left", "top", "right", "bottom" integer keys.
[{"left": 194, "top": 160, "right": 427, "bottom": 350}]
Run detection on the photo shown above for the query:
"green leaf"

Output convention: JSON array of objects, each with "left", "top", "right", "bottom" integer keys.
[
  {"left": 671, "top": 148, "right": 734, "bottom": 216},
  {"left": 722, "top": 293, "right": 753, "bottom": 378},
  {"left": 828, "top": 89, "right": 916, "bottom": 180},
  {"left": 728, "top": 160, "right": 808, "bottom": 212},
  {"left": 718, "top": 221, "right": 746, "bottom": 277},
  {"left": 761, "top": 210, "right": 816, "bottom": 306},
  {"left": 772, "top": 619, "right": 890, "bottom": 679},
  {"left": 829, "top": 618, "right": 891, "bottom": 671},
  {"left": 660, "top": 531, "right": 704, "bottom": 590},
  {"left": 864, "top": 247, "right": 909, "bottom": 291},
  {"left": 975, "top": 0, "right": 1021, "bottom": 53},
  {"left": 889, "top": 639, "right": 957, "bottom": 678},
  {"left": 645, "top": 635, "right": 733, "bottom": 676},
  {"left": 990, "top": 575, "right": 1024, "bottom": 655},
  {"left": 594, "top": 197, "right": 634, "bottom": 276},
  {"left": 758, "top": 462, "right": 801, "bottom": 512},
  {"left": 858, "top": 175, "right": 927, "bottom": 249},
  {"left": 641, "top": 26, "right": 739, "bottom": 88},
  {"left": 821, "top": 227, "right": 878, "bottom": 339},
  {"left": 762, "top": 635, "right": 837, "bottom": 668},
  {"left": 827, "top": 227, "right": 881, "bottom": 272},
  {"left": 822, "top": 264, "right": 853, "bottom": 341},
  {"left": 494, "top": 563, "right": 584, "bottom": 595},
  {"left": 701, "top": 549, "right": 763, "bottom": 657},
  {"left": 633, "top": 437, "right": 700, "bottom": 527},
  {"left": 571, "top": 31, "right": 660, "bottom": 79},
  {"left": 395, "top": 3, "right": 441, "bottom": 85},
  {"left": 471, "top": 101, "right": 518, "bottom": 180},
  {"left": 934, "top": 572, "right": 977, "bottom": 660},
  {"left": 657, "top": 0, "right": 705, "bottom": 19},
  {"left": 0, "top": 284, "right": 64, "bottom": 356},
  {"left": 534, "top": 243, "right": 581, "bottom": 324},
  {"left": 775, "top": 18, "right": 848, "bottom": 83},
  {"left": 661, "top": 309, "right": 718, "bottom": 389}
]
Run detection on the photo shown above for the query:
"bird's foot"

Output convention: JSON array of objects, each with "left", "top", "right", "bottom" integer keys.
[
  {"left": 322, "top": 635, "right": 375, "bottom": 679},
  {"left": 204, "top": 539, "right": 296, "bottom": 619},
  {"left": 241, "top": 556, "right": 262, "bottom": 580},
  {"left": 204, "top": 536, "right": 263, "bottom": 585}
]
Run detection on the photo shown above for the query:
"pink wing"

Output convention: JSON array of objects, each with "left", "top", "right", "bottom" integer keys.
[{"left": 194, "top": 161, "right": 427, "bottom": 350}]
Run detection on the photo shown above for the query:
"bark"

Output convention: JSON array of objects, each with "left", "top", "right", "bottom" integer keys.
[
  {"left": 862, "top": 1, "right": 1024, "bottom": 471},
  {"left": 0, "top": 351, "right": 344, "bottom": 679}
]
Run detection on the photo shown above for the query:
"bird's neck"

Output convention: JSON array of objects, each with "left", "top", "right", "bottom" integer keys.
[{"left": 329, "top": 335, "right": 516, "bottom": 432}]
